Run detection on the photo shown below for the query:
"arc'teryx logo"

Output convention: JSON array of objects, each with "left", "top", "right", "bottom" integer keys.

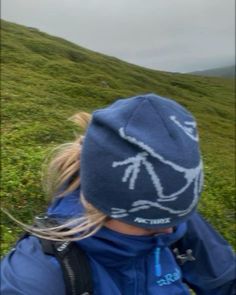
[
  {"left": 134, "top": 217, "right": 171, "bottom": 225},
  {"left": 110, "top": 115, "right": 203, "bottom": 220}
]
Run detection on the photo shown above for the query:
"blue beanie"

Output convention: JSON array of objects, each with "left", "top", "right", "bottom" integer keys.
[{"left": 80, "top": 93, "right": 204, "bottom": 228}]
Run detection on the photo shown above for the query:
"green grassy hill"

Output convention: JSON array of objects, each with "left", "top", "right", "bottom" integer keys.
[{"left": 1, "top": 19, "right": 235, "bottom": 254}]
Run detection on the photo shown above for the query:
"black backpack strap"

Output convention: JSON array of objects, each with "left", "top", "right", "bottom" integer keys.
[
  {"left": 24, "top": 215, "right": 93, "bottom": 295},
  {"left": 39, "top": 238, "right": 93, "bottom": 295}
]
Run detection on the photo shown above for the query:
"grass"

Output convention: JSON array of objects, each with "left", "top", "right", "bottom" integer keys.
[{"left": 1, "top": 19, "right": 235, "bottom": 256}]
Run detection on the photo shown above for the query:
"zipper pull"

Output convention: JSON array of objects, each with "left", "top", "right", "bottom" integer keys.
[{"left": 154, "top": 247, "right": 162, "bottom": 277}]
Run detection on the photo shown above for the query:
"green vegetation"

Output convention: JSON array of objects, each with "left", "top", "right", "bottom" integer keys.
[{"left": 1, "top": 19, "right": 235, "bottom": 256}]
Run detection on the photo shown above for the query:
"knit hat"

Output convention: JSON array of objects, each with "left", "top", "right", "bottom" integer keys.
[{"left": 80, "top": 93, "right": 204, "bottom": 228}]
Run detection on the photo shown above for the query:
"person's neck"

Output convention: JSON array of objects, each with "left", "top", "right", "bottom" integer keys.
[{"left": 104, "top": 219, "right": 173, "bottom": 236}]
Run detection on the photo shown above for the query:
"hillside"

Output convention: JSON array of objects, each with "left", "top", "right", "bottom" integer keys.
[
  {"left": 190, "top": 65, "right": 235, "bottom": 78},
  {"left": 1, "top": 19, "right": 235, "bottom": 253}
]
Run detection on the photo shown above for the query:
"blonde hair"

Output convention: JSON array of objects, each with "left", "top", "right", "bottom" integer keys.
[{"left": 3, "top": 112, "right": 109, "bottom": 241}]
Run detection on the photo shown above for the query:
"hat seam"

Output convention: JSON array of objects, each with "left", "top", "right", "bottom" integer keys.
[
  {"left": 123, "top": 96, "right": 148, "bottom": 132},
  {"left": 147, "top": 97, "right": 175, "bottom": 140}
]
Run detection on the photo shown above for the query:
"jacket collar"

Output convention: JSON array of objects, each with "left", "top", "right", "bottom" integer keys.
[{"left": 47, "top": 187, "right": 187, "bottom": 264}]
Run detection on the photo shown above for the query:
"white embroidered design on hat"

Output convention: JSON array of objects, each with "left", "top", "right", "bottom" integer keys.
[
  {"left": 170, "top": 116, "right": 199, "bottom": 142},
  {"left": 111, "top": 127, "right": 203, "bottom": 219}
]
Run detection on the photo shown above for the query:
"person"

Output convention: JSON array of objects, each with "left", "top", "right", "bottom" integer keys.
[{"left": 1, "top": 93, "right": 235, "bottom": 295}]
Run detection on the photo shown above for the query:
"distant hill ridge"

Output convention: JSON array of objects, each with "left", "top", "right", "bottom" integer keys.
[
  {"left": 190, "top": 65, "right": 235, "bottom": 78},
  {"left": 1, "top": 19, "right": 235, "bottom": 253}
]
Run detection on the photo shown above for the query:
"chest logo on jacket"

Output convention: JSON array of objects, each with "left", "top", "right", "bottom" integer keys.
[{"left": 156, "top": 268, "right": 181, "bottom": 286}]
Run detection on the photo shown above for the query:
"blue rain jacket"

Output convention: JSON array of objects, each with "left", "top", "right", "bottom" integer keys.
[{"left": 1, "top": 187, "right": 235, "bottom": 295}]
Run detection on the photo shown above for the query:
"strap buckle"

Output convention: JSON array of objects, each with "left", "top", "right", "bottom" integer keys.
[{"left": 173, "top": 248, "right": 196, "bottom": 265}]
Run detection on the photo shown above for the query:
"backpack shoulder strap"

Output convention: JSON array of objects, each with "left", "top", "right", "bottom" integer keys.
[
  {"left": 40, "top": 238, "right": 93, "bottom": 295},
  {"left": 19, "top": 215, "right": 93, "bottom": 295}
]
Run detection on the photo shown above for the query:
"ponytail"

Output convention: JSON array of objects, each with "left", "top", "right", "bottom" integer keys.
[{"left": 3, "top": 112, "right": 109, "bottom": 241}]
